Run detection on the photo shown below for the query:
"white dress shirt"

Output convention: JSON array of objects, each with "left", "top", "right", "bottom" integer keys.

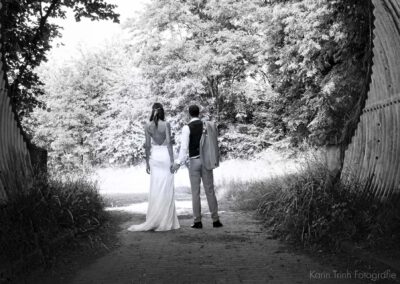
[{"left": 176, "top": 117, "right": 200, "bottom": 165}]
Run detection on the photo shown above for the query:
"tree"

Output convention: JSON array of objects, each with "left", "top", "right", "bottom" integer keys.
[
  {"left": 127, "top": 0, "right": 269, "bottom": 122},
  {"left": 91, "top": 43, "right": 153, "bottom": 166},
  {"left": 28, "top": 40, "right": 153, "bottom": 173},
  {"left": 263, "top": 0, "right": 371, "bottom": 146},
  {"left": 124, "top": 0, "right": 275, "bottom": 157},
  {"left": 0, "top": 0, "right": 119, "bottom": 118},
  {"left": 27, "top": 0, "right": 372, "bottom": 171}
]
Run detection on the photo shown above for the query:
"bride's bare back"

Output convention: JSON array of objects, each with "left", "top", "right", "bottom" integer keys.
[
  {"left": 144, "top": 120, "right": 174, "bottom": 164},
  {"left": 146, "top": 121, "right": 168, "bottom": 145}
]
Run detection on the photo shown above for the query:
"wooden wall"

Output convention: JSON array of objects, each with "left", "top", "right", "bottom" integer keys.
[
  {"left": 343, "top": 0, "right": 400, "bottom": 199},
  {"left": 0, "top": 1, "right": 33, "bottom": 203}
]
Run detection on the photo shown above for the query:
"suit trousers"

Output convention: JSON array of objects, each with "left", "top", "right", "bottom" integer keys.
[{"left": 188, "top": 158, "right": 219, "bottom": 222}]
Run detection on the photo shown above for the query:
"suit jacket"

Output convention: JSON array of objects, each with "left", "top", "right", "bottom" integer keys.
[{"left": 200, "top": 121, "right": 220, "bottom": 170}]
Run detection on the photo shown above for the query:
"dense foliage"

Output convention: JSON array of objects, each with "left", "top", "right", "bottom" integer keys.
[
  {"left": 126, "top": 0, "right": 275, "bottom": 157},
  {"left": 24, "top": 0, "right": 370, "bottom": 172},
  {"left": 27, "top": 43, "right": 152, "bottom": 173},
  {"left": 227, "top": 158, "right": 400, "bottom": 251},
  {"left": 264, "top": 0, "right": 371, "bottom": 146},
  {"left": 0, "top": 176, "right": 106, "bottom": 263},
  {"left": 1, "top": 0, "right": 119, "bottom": 117}
]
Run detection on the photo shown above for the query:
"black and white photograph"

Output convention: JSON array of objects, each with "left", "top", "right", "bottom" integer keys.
[{"left": 0, "top": 0, "right": 400, "bottom": 283}]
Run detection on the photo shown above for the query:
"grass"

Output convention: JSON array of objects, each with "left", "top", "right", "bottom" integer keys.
[
  {"left": 224, "top": 154, "right": 400, "bottom": 251},
  {"left": 0, "top": 175, "right": 108, "bottom": 266}
]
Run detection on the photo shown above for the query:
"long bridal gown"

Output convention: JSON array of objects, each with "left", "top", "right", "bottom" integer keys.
[{"left": 128, "top": 121, "right": 180, "bottom": 232}]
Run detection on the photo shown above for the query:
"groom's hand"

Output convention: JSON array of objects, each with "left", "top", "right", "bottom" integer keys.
[
  {"left": 146, "top": 164, "right": 150, "bottom": 174},
  {"left": 172, "top": 163, "right": 180, "bottom": 173}
]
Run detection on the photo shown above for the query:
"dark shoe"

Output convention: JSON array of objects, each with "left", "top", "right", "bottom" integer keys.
[
  {"left": 213, "top": 220, "right": 223, "bottom": 228},
  {"left": 191, "top": 222, "right": 203, "bottom": 229}
]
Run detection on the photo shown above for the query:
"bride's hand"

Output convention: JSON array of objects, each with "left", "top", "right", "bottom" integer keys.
[
  {"left": 169, "top": 164, "right": 178, "bottom": 174},
  {"left": 146, "top": 164, "right": 150, "bottom": 174},
  {"left": 170, "top": 163, "right": 180, "bottom": 174}
]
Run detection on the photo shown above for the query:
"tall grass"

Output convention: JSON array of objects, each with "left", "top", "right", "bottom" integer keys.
[
  {"left": 225, "top": 157, "right": 400, "bottom": 250},
  {"left": 0, "top": 175, "right": 107, "bottom": 264}
]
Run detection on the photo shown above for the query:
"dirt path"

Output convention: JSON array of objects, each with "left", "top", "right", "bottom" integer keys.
[{"left": 37, "top": 208, "right": 364, "bottom": 284}]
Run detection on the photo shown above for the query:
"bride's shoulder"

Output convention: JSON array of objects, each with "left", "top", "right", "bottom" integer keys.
[{"left": 144, "top": 121, "right": 154, "bottom": 131}]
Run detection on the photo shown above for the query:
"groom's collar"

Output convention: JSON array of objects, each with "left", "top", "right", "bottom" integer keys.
[{"left": 189, "top": 117, "right": 200, "bottom": 123}]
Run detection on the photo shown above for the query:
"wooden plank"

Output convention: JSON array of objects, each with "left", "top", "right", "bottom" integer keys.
[{"left": 0, "top": 2, "right": 33, "bottom": 201}]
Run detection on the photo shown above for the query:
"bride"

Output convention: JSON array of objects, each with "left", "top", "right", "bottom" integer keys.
[{"left": 128, "top": 103, "right": 180, "bottom": 231}]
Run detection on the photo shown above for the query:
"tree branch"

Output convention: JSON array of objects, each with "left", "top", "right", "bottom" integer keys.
[{"left": 11, "top": 0, "right": 60, "bottom": 92}]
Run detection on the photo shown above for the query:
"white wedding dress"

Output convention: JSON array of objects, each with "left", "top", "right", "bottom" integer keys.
[{"left": 128, "top": 121, "right": 180, "bottom": 232}]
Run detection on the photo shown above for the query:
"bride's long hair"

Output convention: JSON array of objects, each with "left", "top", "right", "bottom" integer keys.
[{"left": 150, "top": 103, "right": 165, "bottom": 127}]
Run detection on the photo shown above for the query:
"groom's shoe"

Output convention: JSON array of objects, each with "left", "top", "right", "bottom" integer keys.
[
  {"left": 191, "top": 222, "right": 203, "bottom": 229},
  {"left": 213, "top": 220, "right": 223, "bottom": 228}
]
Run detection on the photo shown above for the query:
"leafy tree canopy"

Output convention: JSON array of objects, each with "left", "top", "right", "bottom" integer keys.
[
  {"left": 263, "top": 0, "right": 371, "bottom": 146},
  {"left": 28, "top": 40, "right": 152, "bottom": 173},
  {"left": 1, "top": 0, "right": 119, "bottom": 117},
  {"left": 127, "top": 0, "right": 270, "bottom": 122},
  {"left": 24, "top": 0, "right": 371, "bottom": 173}
]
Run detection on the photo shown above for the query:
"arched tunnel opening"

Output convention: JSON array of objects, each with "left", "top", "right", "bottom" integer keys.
[
  {"left": 0, "top": 0, "right": 399, "bottom": 202},
  {"left": 0, "top": 0, "right": 400, "bottom": 282}
]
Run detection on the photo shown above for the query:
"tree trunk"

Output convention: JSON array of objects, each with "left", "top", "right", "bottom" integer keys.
[
  {"left": 327, "top": 0, "right": 374, "bottom": 186},
  {"left": 207, "top": 76, "right": 220, "bottom": 121}
]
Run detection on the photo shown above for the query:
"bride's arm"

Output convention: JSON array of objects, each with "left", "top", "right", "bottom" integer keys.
[
  {"left": 166, "top": 122, "right": 174, "bottom": 166},
  {"left": 144, "top": 124, "right": 151, "bottom": 173}
]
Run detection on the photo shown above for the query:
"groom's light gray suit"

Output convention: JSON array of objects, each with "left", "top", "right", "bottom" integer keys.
[{"left": 177, "top": 118, "right": 219, "bottom": 222}]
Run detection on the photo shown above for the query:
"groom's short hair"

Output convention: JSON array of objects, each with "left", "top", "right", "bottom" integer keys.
[{"left": 189, "top": 105, "right": 200, "bottom": 117}]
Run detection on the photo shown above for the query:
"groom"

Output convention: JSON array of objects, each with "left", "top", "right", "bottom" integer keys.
[{"left": 173, "top": 105, "right": 223, "bottom": 229}]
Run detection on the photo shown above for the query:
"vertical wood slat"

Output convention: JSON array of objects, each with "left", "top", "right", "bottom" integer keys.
[
  {"left": 382, "top": 104, "right": 395, "bottom": 196},
  {"left": 379, "top": 106, "right": 389, "bottom": 197},
  {"left": 0, "top": 1, "right": 6, "bottom": 201},
  {"left": 343, "top": 0, "right": 400, "bottom": 199},
  {"left": 374, "top": 106, "right": 384, "bottom": 198},
  {"left": 0, "top": 78, "right": 8, "bottom": 201},
  {"left": 0, "top": 1, "right": 33, "bottom": 203}
]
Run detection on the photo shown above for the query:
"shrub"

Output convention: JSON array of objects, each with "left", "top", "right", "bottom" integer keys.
[
  {"left": 227, "top": 158, "right": 400, "bottom": 250},
  {"left": 218, "top": 124, "right": 272, "bottom": 159},
  {"left": 225, "top": 180, "right": 279, "bottom": 212},
  {"left": 0, "top": 176, "right": 107, "bottom": 263}
]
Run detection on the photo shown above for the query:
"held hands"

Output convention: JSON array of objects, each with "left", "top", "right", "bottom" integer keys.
[
  {"left": 174, "top": 163, "right": 181, "bottom": 173},
  {"left": 170, "top": 163, "right": 180, "bottom": 174}
]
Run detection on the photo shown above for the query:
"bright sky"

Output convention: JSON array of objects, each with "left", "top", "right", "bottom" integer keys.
[{"left": 48, "top": 0, "right": 148, "bottom": 61}]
